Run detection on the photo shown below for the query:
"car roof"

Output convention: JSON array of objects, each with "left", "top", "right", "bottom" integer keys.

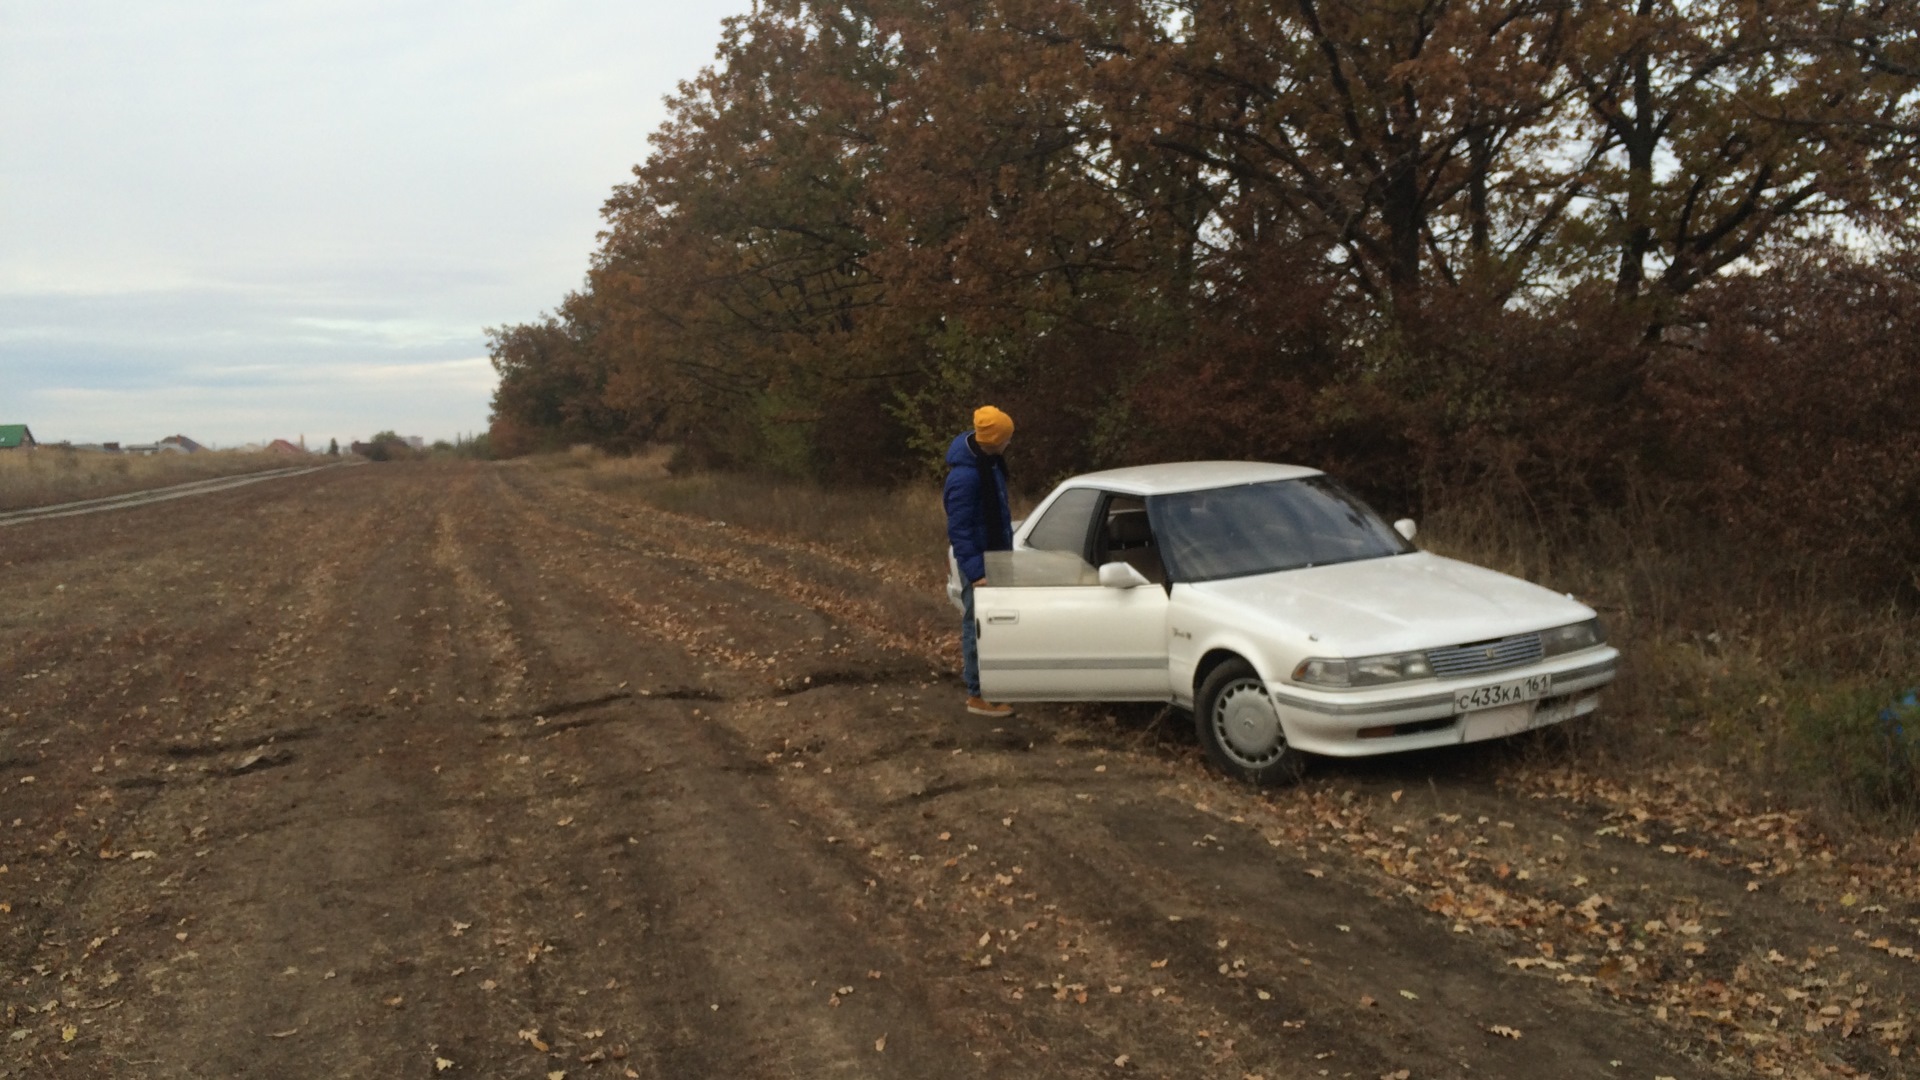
[{"left": 1060, "top": 461, "right": 1324, "bottom": 496}]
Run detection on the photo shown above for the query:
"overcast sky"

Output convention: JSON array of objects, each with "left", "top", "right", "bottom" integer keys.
[{"left": 0, "top": 0, "right": 753, "bottom": 448}]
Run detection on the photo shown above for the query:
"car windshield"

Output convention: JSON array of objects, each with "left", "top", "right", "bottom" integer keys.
[{"left": 1148, "top": 477, "right": 1412, "bottom": 581}]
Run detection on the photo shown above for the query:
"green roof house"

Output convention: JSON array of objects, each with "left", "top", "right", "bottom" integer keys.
[{"left": 0, "top": 424, "right": 35, "bottom": 450}]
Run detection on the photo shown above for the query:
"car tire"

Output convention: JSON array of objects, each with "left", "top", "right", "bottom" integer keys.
[{"left": 1195, "top": 659, "right": 1305, "bottom": 787}]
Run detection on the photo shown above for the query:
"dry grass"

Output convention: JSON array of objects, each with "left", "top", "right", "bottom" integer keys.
[
  {"left": 569, "top": 446, "right": 952, "bottom": 577},
  {"left": 0, "top": 448, "right": 317, "bottom": 513},
  {"left": 1418, "top": 488, "right": 1920, "bottom": 824},
  {"left": 557, "top": 449, "right": 1920, "bottom": 823}
]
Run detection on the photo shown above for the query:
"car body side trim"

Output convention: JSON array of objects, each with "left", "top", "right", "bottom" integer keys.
[{"left": 980, "top": 656, "right": 1167, "bottom": 671}]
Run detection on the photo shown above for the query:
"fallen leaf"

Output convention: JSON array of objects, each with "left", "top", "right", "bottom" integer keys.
[
  {"left": 61, "top": 1025, "right": 77, "bottom": 1043},
  {"left": 1398, "top": 990, "right": 1418, "bottom": 1000},
  {"left": 1489, "top": 1025, "right": 1522, "bottom": 1039},
  {"left": 1113, "top": 1052, "right": 1130, "bottom": 1067},
  {"left": 519, "top": 1029, "right": 550, "bottom": 1052},
  {"left": 1359, "top": 995, "right": 1377, "bottom": 1008},
  {"left": 874, "top": 1034, "right": 887, "bottom": 1052},
  {"left": 434, "top": 1057, "right": 454, "bottom": 1072}
]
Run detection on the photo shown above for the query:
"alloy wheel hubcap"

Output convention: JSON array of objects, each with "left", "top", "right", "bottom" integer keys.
[{"left": 1214, "top": 680, "right": 1284, "bottom": 766}]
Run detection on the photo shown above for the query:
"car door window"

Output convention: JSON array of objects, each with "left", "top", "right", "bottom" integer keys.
[
  {"left": 1095, "top": 496, "right": 1166, "bottom": 585},
  {"left": 1024, "top": 487, "right": 1102, "bottom": 560},
  {"left": 983, "top": 549, "right": 1099, "bottom": 586}
]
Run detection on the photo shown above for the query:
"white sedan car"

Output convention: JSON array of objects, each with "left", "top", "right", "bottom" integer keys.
[{"left": 954, "top": 462, "right": 1618, "bottom": 785}]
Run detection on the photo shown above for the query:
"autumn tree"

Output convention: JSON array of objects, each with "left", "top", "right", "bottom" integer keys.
[
  {"left": 1567, "top": 0, "right": 1920, "bottom": 305},
  {"left": 486, "top": 0, "right": 1920, "bottom": 534}
]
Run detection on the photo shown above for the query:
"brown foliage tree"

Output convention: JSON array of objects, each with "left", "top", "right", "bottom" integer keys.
[{"left": 482, "top": 0, "right": 1920, "bottom": 589}]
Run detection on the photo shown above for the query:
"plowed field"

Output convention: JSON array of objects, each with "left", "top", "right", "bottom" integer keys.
[{"left": 5, "top": 463, "right": 1916, "bottom": 1078}]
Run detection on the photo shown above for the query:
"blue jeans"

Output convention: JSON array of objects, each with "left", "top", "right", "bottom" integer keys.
[{"left": 961, "top": 578, "right": 980, "bottom": 697}]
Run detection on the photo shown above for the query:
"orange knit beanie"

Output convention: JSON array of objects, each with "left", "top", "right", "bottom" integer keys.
[{"left": 973, "top": 405, "right": 1014, "bottom": 448}]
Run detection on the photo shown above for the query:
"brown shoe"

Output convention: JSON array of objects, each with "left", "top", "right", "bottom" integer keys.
[{"left": 966, "top": 696, "right": 1015, "bottom": 718}]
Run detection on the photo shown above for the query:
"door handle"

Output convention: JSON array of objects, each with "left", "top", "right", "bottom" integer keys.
[{"left": 985, "top": 611, "right": 1019, "bottom": 625}]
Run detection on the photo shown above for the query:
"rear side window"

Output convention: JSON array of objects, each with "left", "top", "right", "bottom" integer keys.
[{"left": 1024, "top": 487, "right": 1102, "bottom": 558}]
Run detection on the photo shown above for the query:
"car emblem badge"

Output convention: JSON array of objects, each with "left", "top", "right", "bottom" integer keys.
[{"left": 1483, "top": 648, "right": 1497, "bottom": 660}]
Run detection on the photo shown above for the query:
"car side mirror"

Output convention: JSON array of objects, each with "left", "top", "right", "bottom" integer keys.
[
  {"left": 1098, "top": 561, "right": 1151, "bottom": 589},
  {"left": 1394, "top": 518, "right": 1417, "bottom": 542}
]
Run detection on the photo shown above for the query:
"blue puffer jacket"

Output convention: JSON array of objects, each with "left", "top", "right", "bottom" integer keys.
[{"left": 943, "top": 431, "right": 1012, "bottom": 584}]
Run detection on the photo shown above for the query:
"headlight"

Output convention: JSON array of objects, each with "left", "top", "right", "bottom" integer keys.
[
  {"left": 1539, "top": 618, "right": 1605, "bottom": 657},
  {"left": 1292, "top": 651, "right": 1434, "bottom": 688}
]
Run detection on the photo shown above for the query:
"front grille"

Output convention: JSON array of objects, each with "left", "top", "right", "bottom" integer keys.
[{"left": 1426, "top": 632, "right": 1543, "bottom": 677}]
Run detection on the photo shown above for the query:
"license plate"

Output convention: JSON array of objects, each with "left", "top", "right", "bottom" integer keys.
[{"left": 1456, "top": 674, "right": 1551, "bottom": 713}]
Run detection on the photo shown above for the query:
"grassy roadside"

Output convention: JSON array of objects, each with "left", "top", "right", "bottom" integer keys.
[
  {"left": 545, "top": 445, "right": 955, "bottom": 588},
  {"left": 0, "top": 448, "right": 325, "bottom": 513},
  {"left": 1416, "top": 494, "right": 1920, "bottom": 829},
  {"left": 545, "top": 448, "right": 1920, "bottom": 828}
]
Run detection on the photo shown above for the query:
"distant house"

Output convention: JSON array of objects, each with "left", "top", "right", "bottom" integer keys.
[
  {"left": 0, "top": 424, "right": 36, "bottom": 450},
  {"left": 265, "top": 439, "right": 306, "bottom": 454},
  {"left": 157, "top": 434, "right": 205, "bottom": 454}
]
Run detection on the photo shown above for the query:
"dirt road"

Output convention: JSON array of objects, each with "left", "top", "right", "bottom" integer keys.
[
  {"left": 0, "top": 464, "right": 343, "bottom": 529},
  {"left": 4, "top": 464, "right": 1914, "bottom": 1078}
]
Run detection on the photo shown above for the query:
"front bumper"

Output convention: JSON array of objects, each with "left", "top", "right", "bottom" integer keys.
[{"left": 1269, "top": 647, "right": 1620, "bottom": 757}]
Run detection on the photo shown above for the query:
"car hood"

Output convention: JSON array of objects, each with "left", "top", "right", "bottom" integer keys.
[{"left": 1183, "top": 552, "right": 1592, "bottom": 656}]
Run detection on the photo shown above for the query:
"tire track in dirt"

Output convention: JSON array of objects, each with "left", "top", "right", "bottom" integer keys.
[
  {"left": 475, "top": 471, "right": 1707, "bottom": 1078},
  {"left": 8, "top": 463, "right": 1910, "bottom": 1079},
  {"left": 9, "top": 469, "right": 480, "bottom": 1075},
  {"left": 701, "top": 688, "right": 1709, "bottom": 1078},
  {"left": 0, "top": 464, "right": 344, "bottom": 528},
  {"left": 354, "top": 468, "right": 998, "bottom": 1077},
  {"left": 1, "top": 468, "right": 377, "bottom": 1016},
  {"left": 498, "top": 468, "right": 954, "bottom": 674}
]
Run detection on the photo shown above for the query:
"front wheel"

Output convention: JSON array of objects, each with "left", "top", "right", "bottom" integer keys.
[{"left": 1195, "top": 659, "right": 1305, "bottom": 787}]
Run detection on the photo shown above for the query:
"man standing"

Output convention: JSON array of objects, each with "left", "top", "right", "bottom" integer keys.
[{"left": 944, "top": 406, "right": 1015, "bottom": 718}]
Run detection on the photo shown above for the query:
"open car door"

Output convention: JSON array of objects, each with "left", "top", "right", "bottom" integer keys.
[{"left": 974, "top": 549, "right": 1170, "bottom": 701}]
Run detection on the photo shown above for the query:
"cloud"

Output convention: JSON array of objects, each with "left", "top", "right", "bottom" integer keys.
[
  {"left": 1, "top": 0, "right": 753, "bottom": 446},
  {"left": 26, "top": 358, "right": 498, "bottom": 448}
]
